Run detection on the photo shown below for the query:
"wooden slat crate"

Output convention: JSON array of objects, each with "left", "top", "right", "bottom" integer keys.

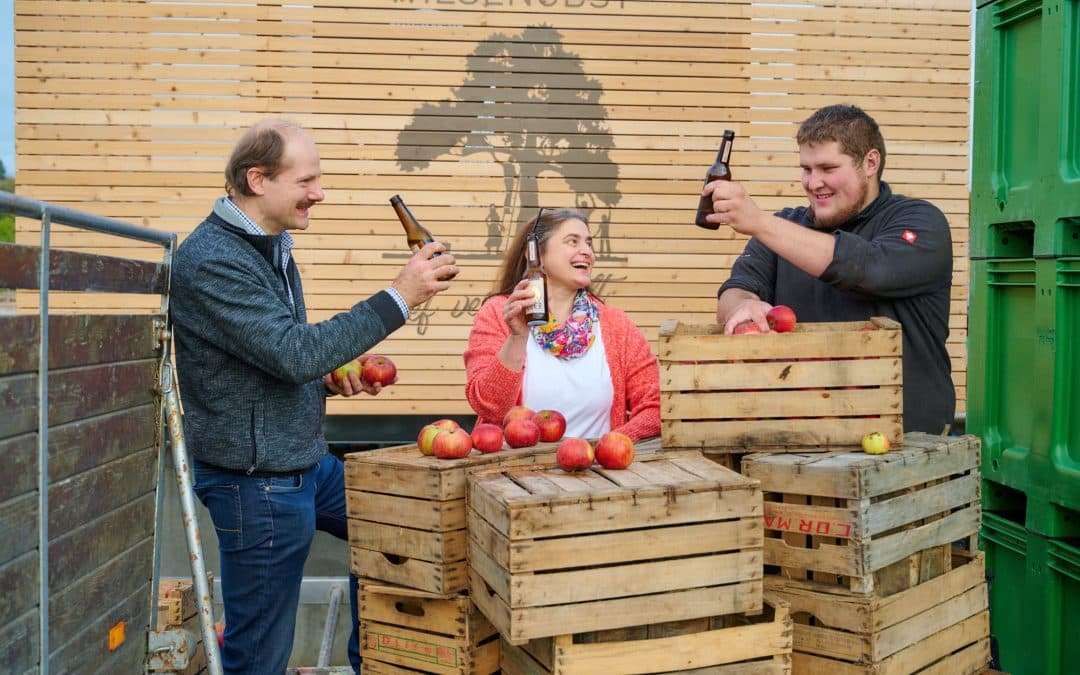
[
  {"left": 765, "top": 551, "right": 989, "bottom": 675},
  {"left": 742, "top": 433, "right": 980, "bottom": 595},
  {"left": 345, "top": 437, "right": 659, "bottom": 595},
  {"left": 154, "top": 576, "right": 214, "bottom": 675},
  {"left": 658, "top": 318, "right": 903, "bottom": 452},
  {"left": 157, "top": 575, "right": 213, "bottom": 631},
  {"left": 360, "top": 582, "right": 499, "bottom": 675},
  {"left": 467, "top": 451, "right": 763, "bottom": 644},
  {"left": 499, "top": 595, "right": 792, "bottom": 675}
]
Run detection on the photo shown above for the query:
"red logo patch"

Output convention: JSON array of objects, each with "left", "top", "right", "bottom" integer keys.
[{"left": 902, "top": 229, "right": 918, "bottom": 244}]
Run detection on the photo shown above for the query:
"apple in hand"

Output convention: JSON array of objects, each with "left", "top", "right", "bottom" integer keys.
[
  {"left": 417, "top": 424, "right": 443, "bottom": 456},
  {"left": 433, "top": 428, "right": 473, "bottom": 459},
  {"left": 361, "top": 355, "right": 397, "bottom": 386},
  {"left": 471, "top": 423, "right": 504, "bottom": 454},
  {"left": 330, "top": 358, "right": 362, "bottom": 389},
  {"left": 533, "top": 410, "right": 567, "bottom": 443},
  {"left": 503, "top": 405, "right": 536, "bottom": 428},
  {"left": 766, "top": 305, "right": 797, "bottom": 333},
  {"left": 595, "top": 431, "right": 635, "bottom": 469},
  {"left": 504, "top": 419, "right": 540, "bottom": 448},
  {"left": 861, "top": 431, "right": 891, "bottom": 455},
  {"left": 556, "top": 437, "right": 595, "bottom": 472},
  {"left": 732, "top": 320, "right": 764, "bottom": 335}
]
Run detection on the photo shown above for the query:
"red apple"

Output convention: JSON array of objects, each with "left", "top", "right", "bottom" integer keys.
[
  {"left": 330, "top": 358, "right": 362, "bottom": 389},
  {"left": 430, "top": 418, "right": 460, "bottom": 431},
  {"left": 504, "top": 419, "right": 540, "bottom": 448},
  {"left": 361, "top": 355, "right": 397, "bottom": 386},
  {"left": 417, "top": 424, "right": 443, "bottom": 456},
  {"left": 471, "top": 423, "right": 504, "bottom": 454},
  {"left": 556, "top": 437, "right": 595, "bottom": 472},
  {"left": 766, "top": 305, "right": 797, "bottom": 333},
  {"left": 433, "top": 428, "right": 473, "bottom": 459},
  {"left": 732, "top": 320, "right": 764, "bottom": 335},
  {"left": 533, "top": 410, "right": 567, "bottom": 443},
  {"left": 502, "top": 405, "right": 536, "bottom": 428},
  {"left": 595, "top": 431, "right": 635, "bottom": 469}
]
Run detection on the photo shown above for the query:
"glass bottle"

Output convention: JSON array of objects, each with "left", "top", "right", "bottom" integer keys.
[
  {"left": 390, "top": 194, "right": 456, "bottom": 279},
  {"left": 390, "top": 194, "right": 437, "bottom": 252},
  {"left": 695, "top": 130, "right": 735, "bottom": 230},
  {"left": 523, "top": 215, "right": 549, "bottom": 327}
]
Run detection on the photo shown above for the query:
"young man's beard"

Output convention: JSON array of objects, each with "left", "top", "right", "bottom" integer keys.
[{"left": 808, "top": 176, "right": 871, "bottom": 230}]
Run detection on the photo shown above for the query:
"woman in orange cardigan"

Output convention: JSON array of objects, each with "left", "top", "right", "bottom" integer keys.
[{"left": 464, "top": 208, "right": 660, "bottom": 441}]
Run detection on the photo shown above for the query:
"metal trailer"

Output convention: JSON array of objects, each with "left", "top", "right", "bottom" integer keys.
[{"left": 0, "top": 191, "right": 222, "bottom": 675}]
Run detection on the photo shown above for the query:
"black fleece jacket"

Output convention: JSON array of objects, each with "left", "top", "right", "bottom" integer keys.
[{"left": 719, "top": 182, "right": 955, "bottom": 434}]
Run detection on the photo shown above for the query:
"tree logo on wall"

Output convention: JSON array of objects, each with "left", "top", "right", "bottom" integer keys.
[{"left": 395, "top": 25, "right": 623, "bottom": 261}]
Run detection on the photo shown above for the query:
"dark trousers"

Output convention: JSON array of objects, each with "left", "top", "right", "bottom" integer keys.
[{"left": 193, "top": 453, "right": 360, "bottom": 674}]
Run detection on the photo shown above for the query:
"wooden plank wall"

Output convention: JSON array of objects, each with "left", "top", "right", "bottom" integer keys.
[
  {"left": 13, "top": 0, "right": 971, "bottom": 417},
  {"left": 0, "top": 314, "right": 161, "bottom": 673}
]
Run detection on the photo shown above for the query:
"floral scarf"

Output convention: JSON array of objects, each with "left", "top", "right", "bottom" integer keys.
[{"left": 531, "top": 289, "right": 598, "bottom": 359}]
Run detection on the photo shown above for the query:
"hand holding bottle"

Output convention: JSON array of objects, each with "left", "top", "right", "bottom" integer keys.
[{"left": 390, "top": 241, "right": 457, "bottom": 310}]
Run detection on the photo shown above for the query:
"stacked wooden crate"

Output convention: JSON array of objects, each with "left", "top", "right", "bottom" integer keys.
[
  {"left": 658, "top": 317, "right": 905, "bottom": 461},
  {"left": 153, "top": 577, "right": 213, "bottom": 675},
  {"left": 467, "top": 451, "right": 793, "bottom": 673},
  {"left": 657, "top": 318, "right": 989, "bottom": 674},
  {"left": 345, "top": 439, "right": 587, "bottom": 673},
  {"left": 742, "top": 434, "right": 990, "bottom": 674}
]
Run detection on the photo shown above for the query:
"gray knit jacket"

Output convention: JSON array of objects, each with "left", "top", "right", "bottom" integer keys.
[{"left": 170, "top": 198, "right": 406, "bottom": 473}]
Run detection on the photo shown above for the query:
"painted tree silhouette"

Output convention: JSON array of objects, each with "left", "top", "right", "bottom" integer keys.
[{"left": 396, "top": 25, "right": 621, "bottom": 254}]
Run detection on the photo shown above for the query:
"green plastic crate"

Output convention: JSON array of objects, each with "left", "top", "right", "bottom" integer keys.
[
  {"left": 971, "top": 0, "right": 1045, "bottom": 257},
  {"left": 972, "top": 0, "right": 1080, "bottom": 257},
  {"left": 1034, "top": 1, "right": 1080, "bottom": 255},
  {"left": 1046, "top": 538, "right": 1080, "bottom": 675},
  {"left": 968, "top": 258, "right": 1043, "bottom": 492},
  {"left": 982, "top": 507, "right": 1080, "bottom": 674},
  {"left": 981, "top": 512, "right": 1043, "bottom": 674},
  {"left": 1047, "top": 257, "right": 1080, "bottom": 513}
]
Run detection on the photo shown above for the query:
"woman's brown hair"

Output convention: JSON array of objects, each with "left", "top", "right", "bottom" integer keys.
[{"left": 488, "top": 208, "right": 596, "bottom": 300}]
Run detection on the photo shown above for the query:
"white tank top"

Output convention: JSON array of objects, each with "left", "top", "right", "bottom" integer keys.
[{"left": 523, "top": 323, "right": 614, "bottom": 439}]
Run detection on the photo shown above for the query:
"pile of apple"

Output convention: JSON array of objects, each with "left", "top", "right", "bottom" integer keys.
[
  {"left": 415, "top": 406, "right": 570, "bottom": 460},
  {"left": 556, "top": 432, "right": 635, "bottom": 472},
  {"left": 413, "top": 406, "right": 637, "bottom": 470}
]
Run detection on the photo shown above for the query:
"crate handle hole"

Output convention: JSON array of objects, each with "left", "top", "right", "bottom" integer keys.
[
  {"left": 394, "top": 601, "right": 426, "bottom": 617},
  {"left": 382, "top": 553, "right": 408, "bottom": 566},
  {"left": 997, "top": 200, "right": 1006, "bottom": 212},
  {"left": 991, "top": 459, "right": 1000, "bottom": 471}
]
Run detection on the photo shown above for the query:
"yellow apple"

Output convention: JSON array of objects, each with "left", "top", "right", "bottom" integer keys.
[{"left": 861, "top": 431, "right": 891, "bottom": 455}]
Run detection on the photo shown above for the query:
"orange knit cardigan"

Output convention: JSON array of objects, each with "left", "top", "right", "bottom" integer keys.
[{"left": 463, "top": 294, "right": 661, "bottom": 441}]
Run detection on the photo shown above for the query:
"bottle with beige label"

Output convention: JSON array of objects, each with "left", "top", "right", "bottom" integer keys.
[{"left": 523, "top": 212, "right": 549, "bottom": 326}]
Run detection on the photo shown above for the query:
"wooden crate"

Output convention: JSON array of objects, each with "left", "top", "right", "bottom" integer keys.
[
  {"left": 658, "top": 318, "right": 903, "bottom": 451},
  {"left": 345, "top": 437, "right": 659, "bottom": 595},
  {"left": 499, "top": 595, "right": 792, "bottom": 674},
  {"left": 154, "top": 576, "right": 214, "bottom": 675},
  {"left": 766, "top": 551, "right": 989, "bottom": 675},
  {"left": 742, "top": 433, "right": 980, "bottom": 594},
  {"left": 467, "top": 451, "right": 763, "bottom": 644},
  {"left": 360, "top": 582, "right": 499, "bottom": 675},
  {"left": 157, "top": 575, "right": 213, "bottom": 631}
]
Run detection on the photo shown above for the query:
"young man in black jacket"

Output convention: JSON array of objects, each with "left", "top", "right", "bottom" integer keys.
[
  {"left": 706, "top": 105, "right": 954, "bottom": 434},
  {"left": 171, "top": 119, "right": 458, "bottom": 673}
]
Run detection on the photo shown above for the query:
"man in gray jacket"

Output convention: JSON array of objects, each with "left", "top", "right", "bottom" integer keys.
[{"left": 170, "top": 119, "right": 457, "bottom": 674}]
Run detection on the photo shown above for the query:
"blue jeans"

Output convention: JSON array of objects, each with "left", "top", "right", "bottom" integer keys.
[{"left": 193, "top": 453, "right": 360, "bottom": 675}]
